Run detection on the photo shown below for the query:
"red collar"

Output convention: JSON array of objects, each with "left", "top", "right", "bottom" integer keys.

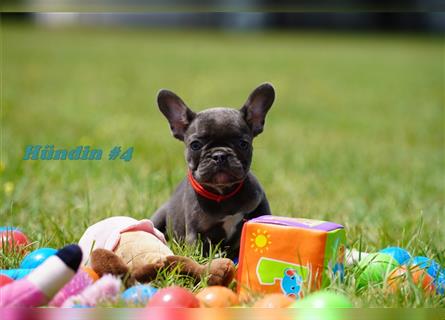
[{"left": 187, "top": 171, "right": 244, "bottom": 203}]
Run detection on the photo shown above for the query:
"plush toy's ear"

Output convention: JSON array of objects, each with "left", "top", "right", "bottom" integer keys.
[
  {"left": 240, "top": 83, "right": 275, "bottom": 137},
  {"left": 157, "top": 89, "right": 196, "bottom": 141}
]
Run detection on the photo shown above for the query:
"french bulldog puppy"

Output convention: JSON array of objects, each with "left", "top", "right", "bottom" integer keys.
[{"left": 152, "top": 83, "right": 275, "bottom": 258}]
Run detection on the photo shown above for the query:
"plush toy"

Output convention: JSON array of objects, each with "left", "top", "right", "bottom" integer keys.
[{"left": 78, "top": 217, "right": 235, "bottom": 287}]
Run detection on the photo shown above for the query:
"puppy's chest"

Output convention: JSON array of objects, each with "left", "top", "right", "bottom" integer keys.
[
  {"left": 198, "top": 211, "right": 246, "bottom": 240},
  {"left": 194, "top": 188, "right": 263, "bottom": 239},
  {"left": 220, "top": 212, "right": 245, "bottom": 239}
]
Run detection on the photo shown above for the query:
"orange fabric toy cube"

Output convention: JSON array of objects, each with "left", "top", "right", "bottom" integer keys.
[{"left": 237, "top": 216, "right": 346, "bottom": 298}]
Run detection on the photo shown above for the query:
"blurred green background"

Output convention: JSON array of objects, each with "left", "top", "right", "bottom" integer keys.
[{"left": 1, "top": 22, "right": 443, "bottom": 260}]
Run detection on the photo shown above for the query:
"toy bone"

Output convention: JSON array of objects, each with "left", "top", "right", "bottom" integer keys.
[{"left": 78, "top": 216, "right": 235, "bottom": 287}]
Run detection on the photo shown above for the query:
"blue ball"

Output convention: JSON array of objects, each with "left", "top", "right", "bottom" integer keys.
[
  {"left": 332, "top": 262, "right": 345, "bottom": 281},
  {"left": 20, "top": 248, "right": 57, "bottom": 269},
  {"left": 436, "top": 272, "right": 445, "bottom": 295},
  {"left": 121, "top": 285, "right": 158, "bottom": 305},
  {"left": 72, "top": 305, "right": 92, "bottom": 308},
  {"left": 0, "top": 226, "right": 19, "bottom": 232},
  {"left": 379, "top": 247, "right": 411, "bottom": 265},
  {"left": 0, "top": 268, "right": 33, "bottom": 279},
  {"left": 411, "top": 256, "right": 441, "bottom": 279}
]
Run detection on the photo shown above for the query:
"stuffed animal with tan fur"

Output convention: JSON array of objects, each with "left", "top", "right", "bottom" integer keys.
[{"left": 78, "top": 217, "right": 235, "bottom": 286}]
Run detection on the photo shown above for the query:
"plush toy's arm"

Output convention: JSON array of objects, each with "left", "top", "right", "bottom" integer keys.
[
  {"left": 132, "top": 260, "right": 165, "bottom": 284},
  {"left": 162, "top": 256, "right": 235, "bottom": 287},
  {"left": 164, "top": 256, "right": 205, "bottom": 278},
  {"left": 89, "top": 250, "right": 235, "bottom": 288},
  {"left": 91, "top": 249, "right": 129, "bottom": 277},
  {"left": 206, "top": 258, "right": 236, "bottom": 287},
  {"left": 90, "top": 248, "right": 166, "bottom": 286}
]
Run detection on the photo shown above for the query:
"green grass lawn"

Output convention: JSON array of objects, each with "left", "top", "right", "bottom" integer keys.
[{"left": 1, "top": 23, "right": 444, "bottom": 307}]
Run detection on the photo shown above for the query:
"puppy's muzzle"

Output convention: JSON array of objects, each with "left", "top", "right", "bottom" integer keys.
[{"left": 211, "top": 151, "right": 228, "bottom": 166}]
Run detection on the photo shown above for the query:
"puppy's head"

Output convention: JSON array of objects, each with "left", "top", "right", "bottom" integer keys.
[{"left": 157, "top": 83, "right": 275, "bottom": 191}]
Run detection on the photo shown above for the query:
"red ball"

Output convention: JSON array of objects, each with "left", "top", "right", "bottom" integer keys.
[
  {"left": 0, "top": 230, "right": 29, "bottom": 254},
  {"left": 0, "top": 274, "right": 14, "bottom": 287},
  {"left": 147, "top": 286, "right": 200, "bottom": 308}
]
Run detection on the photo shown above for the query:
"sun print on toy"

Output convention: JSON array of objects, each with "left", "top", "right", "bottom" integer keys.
[{"left": 250, "top": 229, "right": 272, "bottom": 254}]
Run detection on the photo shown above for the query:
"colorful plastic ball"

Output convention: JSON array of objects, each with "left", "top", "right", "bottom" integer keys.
[
  {"left": 121, "top": 285, "right": 158, "bottom": 305},
  {"left": 289, "top": 291, "right": 352, "bottom": 320},
  {"left": 0, "top": 268, "right": 33, "bottom": 280},
  {"left": 144, "top": 308, "right": 193, "bottom": 320},
  {"left": 436, "top": 272, "right": 445, "bottom": 295},
  {"left": 332, "top": 262, "right": 345, "bottom": 280},
  {"left": 20, "top": 247, "right": 57, "bottom": 269},
  {"left": 0, "top": 227, "right": 19, "bottom": 232},
  {"left": 0, "top": 230, "right": 29, "bottom": 253},
  {"left": 356, "top": 253, "right": 399, "bottom": 288},
  {"left": 289, "top": 291, "right": 353, "bottom": 308},
  {"left": 379, "top": 247, "right": 411, "bottom": 265},
  {"left": 0, "top": 274, "right": 14, "bottom": 287},
  {"left": 71, "top": 305, "right": 92, "bottom": 308},
  {"left": 411, "top": 256, "right": 441, "bottom": 279},
  {"left": 386, "top": 266, "right": 435, "bottom": 294},
  {"left": 252, "top": 293, "right": 295, "bottom": 308},
  {"left": 195, "top": 286, "right": 239, "bottom": 307},
  {"left": 147, "top": 286, "right": 200, "bottom": 308}
]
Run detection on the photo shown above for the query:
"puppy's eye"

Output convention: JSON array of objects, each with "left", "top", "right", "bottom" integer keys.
[
  {"left": 190, "top": 141, "right": 203, "bottom": 151},
  {"left": 239, "top": 140, "right": 249, "bottom": 150}
]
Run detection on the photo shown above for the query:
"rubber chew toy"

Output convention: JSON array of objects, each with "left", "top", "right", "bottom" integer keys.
[
  {"left": 49, "top": 267, "right": 99, "bottom": 307},
  {"left": 0, "top": 244, "right": 82, "bottom": 307},
  {"left": 62, "top": 274, "right": 121, "bottom": 308}
]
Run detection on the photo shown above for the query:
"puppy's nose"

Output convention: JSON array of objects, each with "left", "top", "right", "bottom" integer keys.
[{"left": 212, "top": 151, "right": 227, "bottom": 165}]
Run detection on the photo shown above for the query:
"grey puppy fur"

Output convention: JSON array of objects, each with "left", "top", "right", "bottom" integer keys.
[{"left": 151, "top": 83, "right": 275, "bottom": 258}]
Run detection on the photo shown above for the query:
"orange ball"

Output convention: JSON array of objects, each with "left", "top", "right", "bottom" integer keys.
[
  {"left": 82, "top": 267, "right": 100, "bottom": 282},
  {"left": 196, "top": 286, "right": 239, "bottom": 308},
  {"left": 387, "top": 266, "right": 435, "bottom": 293},
  {"left": 252, "top": 294, "right": 295, "bottom": 308}
]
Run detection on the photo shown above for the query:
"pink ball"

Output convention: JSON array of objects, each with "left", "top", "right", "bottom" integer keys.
[{"left": 147, "top": 286, "right": 200, "bottom": 308}]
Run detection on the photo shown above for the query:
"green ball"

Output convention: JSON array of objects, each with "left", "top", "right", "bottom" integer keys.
[
  {"left": 356, "top": 253, "right": 399, "bottom": 288},
  {"left": 289, "top": 291, "right": 352, "bottom": 320},
  {"left": 290, "top": 291, "right": 353, "bottom": 309}
]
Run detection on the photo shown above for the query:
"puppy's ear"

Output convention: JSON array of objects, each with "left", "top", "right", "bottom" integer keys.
[
  {"left": 157, "top": 89, "right": 196, "bottom": 141},
  {"left": 240, "top": 83, "right": 275, "bottom": 137}
]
